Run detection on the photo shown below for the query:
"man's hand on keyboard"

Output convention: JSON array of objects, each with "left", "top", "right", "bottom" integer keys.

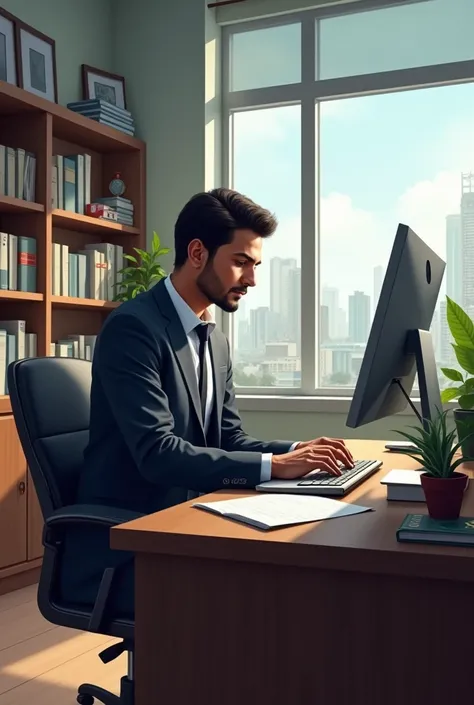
[{"left": 271, "top": 438, "right": 355, "bottom": 480}]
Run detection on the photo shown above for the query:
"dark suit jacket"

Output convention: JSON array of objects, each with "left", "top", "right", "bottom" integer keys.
[{"left": 63, "top": 279, "right": 293, "bottom": 610}]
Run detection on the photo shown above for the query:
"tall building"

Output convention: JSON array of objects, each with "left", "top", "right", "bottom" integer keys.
[
  {"left": 461, "top": 172, "right": 474, "bottom": 315},
  {"left": 270, "top": 257, "right": 299, "bottom": 341},
  {"left": 373, "top": 265, "right": 384, "bottom": 314},
  {"left": 320, "top": 305, "right": 329, "bottom": 343},
  {"left": 348, "top": 291, "right": 371, "bottom": 343},
  {"left": 250, "top": 307, "right": 270, "bottom": 351},
  {"left": 446, "top": 214, "right": 462, "bottom": 305},
  {"left": 322, "top": 286, "right": 339, "bottom": 339}
]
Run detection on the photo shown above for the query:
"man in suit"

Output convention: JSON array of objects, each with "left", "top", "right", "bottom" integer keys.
[{"left": 66, "top": 188, "right": 353, "bottom": 615}]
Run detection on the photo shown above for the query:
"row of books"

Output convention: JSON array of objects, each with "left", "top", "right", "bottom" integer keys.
[
  {"left": 0, "top": 145, "right": 36, "bottom": 202},
  {"left": 0, "top": 320, "right": 98, "bottom": 395},
  {"left": 52, "top": 153, "right": 91, "bottom": 214},
  {"left": 52, "top": 242, "right": 123, "bottom": 301},
  {"left": 0, "top": 234, "right": 37, "bottom": 293},
  {"left": 51, "top": 334, "right": 97, "bottom": 360},
  {"left": 0, "top": 321, "right": 36, "bottom": 395},
  {"left": 67, "top": 99, "right": 135, "bottom": 137}
]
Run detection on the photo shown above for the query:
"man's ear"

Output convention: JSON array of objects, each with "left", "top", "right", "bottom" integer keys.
[{"left": 188, "top": 239, "right": 209, "bottom": 270}]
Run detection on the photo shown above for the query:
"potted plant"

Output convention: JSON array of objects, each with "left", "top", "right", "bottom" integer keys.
[
  {"left": 114, "top": 231, "right": 170, "bottom": 302},
  {"left": 440, "top": 296, "right": 474, "bottom": 458},
  {"left": 393, "top": 409, "right": 471, "bottom": 520}
]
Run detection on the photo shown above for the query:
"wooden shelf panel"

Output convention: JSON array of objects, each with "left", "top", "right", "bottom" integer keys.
[
  {"left": 0, "top": 80, "right": 144, "bottom": 153},
  {"left": 0, "top": 290, "right": 43, "bottom": 302},
  {"left": 51, "top": 295, "right": 120, "bottom": 311},
  {"left": 0, "top": 396, "right": 11, "bottom": 414},
  {"left": 52, "top": 210, "right": 140, "bottom": 236},
  {"left": 0, "top": 195, "right": 44, "bottom": 214}
]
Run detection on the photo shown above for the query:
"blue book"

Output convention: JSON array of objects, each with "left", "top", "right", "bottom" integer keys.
[
  {"left": 75, "top": 108, "right": 134, "bottom": 128},
  {"left": 17, "top": 236, "right": 37, "bottom": 293},
  {"left": 67, "top": 99, "right": 132, "bottom": 119},
  {"left": 5, "top": 333, "right": 15, "bottom": 393},
  {"left": 68, "top": 253, "right": 78, "bottom": 297},
  {"left": 63, "top": 157, "right": 77, "bottom": 212}
]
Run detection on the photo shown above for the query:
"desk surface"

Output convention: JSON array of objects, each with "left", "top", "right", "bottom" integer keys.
[{"left": 111, "top": 439, "right": 474, "bottom": 583}]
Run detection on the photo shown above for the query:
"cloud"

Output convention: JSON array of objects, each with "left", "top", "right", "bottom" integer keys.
[{"left": 395, "top": 170, "right": 462, "bottom": 259}]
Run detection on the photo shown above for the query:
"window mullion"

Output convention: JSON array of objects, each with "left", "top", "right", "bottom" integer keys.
[{"left": 300, "top": 14, "right": 317, "bottom": 394}]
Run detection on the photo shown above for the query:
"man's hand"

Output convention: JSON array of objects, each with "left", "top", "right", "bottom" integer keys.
[{"left": 271, "top": 437, "right": 354, "bottom": 480}]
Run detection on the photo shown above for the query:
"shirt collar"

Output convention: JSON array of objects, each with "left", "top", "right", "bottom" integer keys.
[{"left": 164, "top": 275, "right": 216, "bottom": 336}]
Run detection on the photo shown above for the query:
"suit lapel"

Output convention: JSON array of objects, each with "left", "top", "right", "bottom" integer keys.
[{"left": 151, "top": 281, "right": 203, "bottom": 432}]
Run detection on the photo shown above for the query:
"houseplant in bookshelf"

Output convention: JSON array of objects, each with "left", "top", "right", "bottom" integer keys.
[
  {"left": 114, "top": 231, "right": 170, "bottom": 301},
  {"left": 440, "top": 296, "right": 474, "bottom": 458},
  {"left": 392, "top": 409, "right": 473, "bottom": 520}
]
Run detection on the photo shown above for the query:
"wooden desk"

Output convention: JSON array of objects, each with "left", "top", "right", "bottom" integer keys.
[{"left": 111, "top": 440, "right": 474, "bottom": 705}]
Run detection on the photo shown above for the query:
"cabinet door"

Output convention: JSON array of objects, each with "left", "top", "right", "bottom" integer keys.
[
  {"left": 0, "top": 416, "right": 27, "bottom": 569},
  {"left": 27, "top": 469, "right": 44, "bottom": 560}
]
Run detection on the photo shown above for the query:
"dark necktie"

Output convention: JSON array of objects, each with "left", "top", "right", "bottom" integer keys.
[{"left": 196, "top": 323, "right": 209, "bottom": 424}]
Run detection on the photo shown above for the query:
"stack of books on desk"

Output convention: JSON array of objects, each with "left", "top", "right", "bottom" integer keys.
[{"left": 67, "top": 100, "right": 135, "bottom": 137}]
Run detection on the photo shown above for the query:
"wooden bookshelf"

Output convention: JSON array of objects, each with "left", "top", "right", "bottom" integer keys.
[{"left": 0, "top": 81, "right": 146, "bottom": 594}]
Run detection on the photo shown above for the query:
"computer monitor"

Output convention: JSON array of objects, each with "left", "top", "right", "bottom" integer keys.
[{"left": 346, "top": 223, "right": 446, "bottom": 430}]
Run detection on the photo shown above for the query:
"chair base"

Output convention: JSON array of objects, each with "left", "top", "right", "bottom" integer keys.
[{"left": 77, "top": 675, "right": 134, "bottom": 705}]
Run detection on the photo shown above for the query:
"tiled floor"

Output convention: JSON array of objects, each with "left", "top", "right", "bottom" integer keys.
[{"left": 0, "top": 584, "right": 125, "bottom": 704}]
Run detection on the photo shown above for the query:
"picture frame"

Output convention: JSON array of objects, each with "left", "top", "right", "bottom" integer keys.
[
  {"left": 82, "top": 64, "right": 127, "bottom": 110},
  {"left": 0, "top": 7, "right": 18, "bottom": 86},
  {"left": 16, "top": 20, "right": 57, "bottom": 103}
]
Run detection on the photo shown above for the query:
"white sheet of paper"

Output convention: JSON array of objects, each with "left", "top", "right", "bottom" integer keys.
[{"left": 194, "top": 493, "right": 372, "bottom": 530}]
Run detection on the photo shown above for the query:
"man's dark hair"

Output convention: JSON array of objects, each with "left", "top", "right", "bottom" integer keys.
[{"left": 173, "top": 188, "right": 278, "bottom": 268}]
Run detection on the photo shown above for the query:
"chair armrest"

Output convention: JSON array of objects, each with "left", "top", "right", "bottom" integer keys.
[{"left": 45, "top": 504, "right": 142, "bottom": 529}]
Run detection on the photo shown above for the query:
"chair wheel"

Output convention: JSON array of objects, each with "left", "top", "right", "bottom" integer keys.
[{"left": 77, "top": 695, "right": 94, "bottom": 705}]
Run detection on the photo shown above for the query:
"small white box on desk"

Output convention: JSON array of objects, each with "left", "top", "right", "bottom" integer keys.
[{"left": 380, "top": 469, "right": 426, "bottom": 502}]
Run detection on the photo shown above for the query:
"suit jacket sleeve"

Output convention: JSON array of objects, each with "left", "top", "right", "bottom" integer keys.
[
  {"left": 220, "top": 337, "right": 294, "bottom": 456},
  {"left": 95, "top": 313, "right": 263, "bottom": 493}
]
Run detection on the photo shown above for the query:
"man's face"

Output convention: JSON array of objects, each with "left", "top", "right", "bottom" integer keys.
[{"left": 196, "top": 229, "right": 262, "bottom": 313}]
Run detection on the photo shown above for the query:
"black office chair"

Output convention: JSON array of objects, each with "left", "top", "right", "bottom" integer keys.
[{"left": 8, "top": 357, "right": 141, "bottom": 705}]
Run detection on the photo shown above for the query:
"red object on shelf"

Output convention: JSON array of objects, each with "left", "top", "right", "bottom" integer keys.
[{"left": 85, "top": 203, "right": 118, "bottom": 221}]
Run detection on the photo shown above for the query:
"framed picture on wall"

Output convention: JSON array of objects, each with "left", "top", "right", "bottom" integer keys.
[
  {"left": 0, "top": 7, "right": 18, "bottom": 86},
  {"left": 16, "top": 21, "right": 57, "bottom": 102},
  {"left": 82, "top": 64, "right": 127, "bottom": 110}
]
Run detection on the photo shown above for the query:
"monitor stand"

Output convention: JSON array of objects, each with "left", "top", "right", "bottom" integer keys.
[{"left": 386, "top": 329, "right": 442, "bottom": 451}]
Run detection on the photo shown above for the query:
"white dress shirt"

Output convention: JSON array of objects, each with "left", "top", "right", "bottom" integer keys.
[{"left": 164, "top": 276, "right": 277, "bottom": 482}]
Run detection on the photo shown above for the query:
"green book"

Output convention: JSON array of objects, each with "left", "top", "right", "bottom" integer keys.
[{"left": 397, "top": 513, "right": 474, "bottom": 547}]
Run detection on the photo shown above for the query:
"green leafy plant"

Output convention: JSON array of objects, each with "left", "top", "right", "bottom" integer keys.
[
  {"left": 392, "top": 409, "right": 472, "bottom": 478},
  {"left": 440, "top": 296, "right": 474, "bottom": 409},
  {"left": 114, "top": 231, "right": 170, "bottom": 302}
]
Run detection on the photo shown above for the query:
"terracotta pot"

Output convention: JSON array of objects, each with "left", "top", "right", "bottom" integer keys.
[{"left": 420, "top": 472, "right": 468, "bottom": 520}]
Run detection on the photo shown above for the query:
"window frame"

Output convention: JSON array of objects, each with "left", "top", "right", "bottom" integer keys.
[{"left": 221, "top": 1, "right": 474, "bottom": 402}]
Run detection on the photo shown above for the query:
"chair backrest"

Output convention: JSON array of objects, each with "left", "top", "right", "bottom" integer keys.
[{"left": 8, "top": 358, "right": 92, "bottom": 519}]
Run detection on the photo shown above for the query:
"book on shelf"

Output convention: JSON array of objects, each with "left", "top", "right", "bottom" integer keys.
[
  {"left": 52, "top": 153, "right": 91, "bottom": 214},
  {"left": 52, "top": 241, "right": 123, "bottom": 301},
  {"left": 0, "top": 233, "right": 37, "bottom": 293},
  {"left": 397, "top": 513, "right": 474, "bottom": 547},
  {"left": 66, "top": 100, "right": 136, "bottom": 137},
  {"left": 0, "top": 320, "right": 36, "bottom": 395},
  {"left": 0, "top": 145, "right": 36, "bottom": 201},
  {"left": 50, "top": 334, "right": 97, "bottom": 361}
]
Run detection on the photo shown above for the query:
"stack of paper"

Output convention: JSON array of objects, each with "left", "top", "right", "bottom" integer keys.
[{"left": 193, "top": 494, "right": 372, "bottom": 531}]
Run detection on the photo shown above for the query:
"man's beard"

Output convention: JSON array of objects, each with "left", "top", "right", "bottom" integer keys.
[{"left": 196, "top": 262, "right": 246, "bottom": 313}]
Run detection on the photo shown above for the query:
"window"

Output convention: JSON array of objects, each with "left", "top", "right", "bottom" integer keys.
[
  {"left": 230, "top": 106, "right": 301, "bottom": 388},
  {"left": 223, "top": 0, "right": 474, "bottom": 397}
]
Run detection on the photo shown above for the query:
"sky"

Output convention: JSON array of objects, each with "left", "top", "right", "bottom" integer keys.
[{"left": 229, "top": 0, "right": 474, "bottom": 320}]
